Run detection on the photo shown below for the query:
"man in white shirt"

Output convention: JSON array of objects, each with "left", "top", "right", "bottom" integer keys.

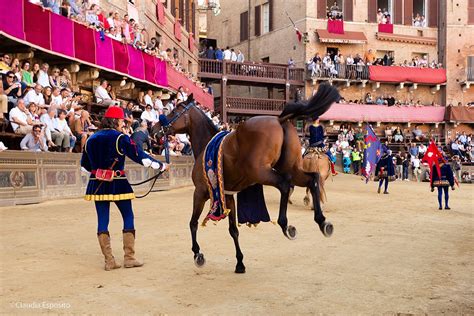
[
  {"left": 95, "top": 79, "right": 118, "bottom": 106},
  {"left": 154, "top": 92, "right": 164, "bottom": 114},
  {"left": 230, "top": 49, "right": 237, "bottom": 62},
  {"left": 140, "top": 104, "right": 158, "bottom": 127},
  {"left": 24, "top": 84, "right": 45, "bottom": 106},
  {"left": 223, "top": 47, "right": 231, "bottom": 60},
  {"left": 9, "top": 99, "right": 34, "bottom": 134},
  {"left": 40, "top": 107, "right": 62, "bottom": 148},
  {"left": 37, "top": 63, "right": 51, "bottom": 88},
  {"left": 144, "top": 89, "right": 154, "bottom": 107},
  {"left": 54, "top": 109, "right": 76, "bottom": 152}
]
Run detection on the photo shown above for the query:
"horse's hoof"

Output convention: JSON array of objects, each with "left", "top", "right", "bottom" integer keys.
[
  {"left": 194, "top": 253, "right": 206, "bottom": 267},
  {"left": 286, "top": 225, "right": 298, "bottom": 240},
  {"left": 303, "top": 196, "right": 310, "bottom": 207},
  {"left": 321, "top": 221, "right": 333, "bottom": 237},
  {"left": 235, "top": 264, "right": 246, "bottom": 274}
]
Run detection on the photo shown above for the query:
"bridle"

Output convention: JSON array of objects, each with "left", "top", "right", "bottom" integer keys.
[{"left": 160, "top": 101, "right": 195, "bottom": 135}]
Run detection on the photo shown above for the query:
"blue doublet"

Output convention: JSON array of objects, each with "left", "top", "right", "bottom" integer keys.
[
  {"left": 432, "top": 164, "right": 455, "bottom": 187},
  {"left": 81, "top": 129, "right": 161, "bottom": 201},
  {"left": 309, "top": 125, "right": 325, "bottom": 148}
]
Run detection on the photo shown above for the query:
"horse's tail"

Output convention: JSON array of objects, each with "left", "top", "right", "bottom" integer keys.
[{"left": 278, "top": 83, "right": 340, "bottom": 122}]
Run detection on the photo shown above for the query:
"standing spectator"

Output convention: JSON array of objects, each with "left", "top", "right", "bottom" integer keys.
[
  {"left": 215, "top": 47, "right": 223, "bottom": 61},
  {"left": 412, "top": 156, "right": 422, "bottom": 182},
  {"left": 402, "top": 153, "right": 410, "bottom": 181},
  {"left": 237, "top": 50, "right": 245, "bottom": 63},
  {"left": 395, "top": 151, "right": 403, "bottom": 180},
  {"left": 206, "top": 46, "right": 215, "bottom": 59},
  {"left": 37, "top": 63, "right": 51, "bottom": 88},
  {"left": 223, "top": 47, "right": 231, "bottom": 60},
  {"left": 409, "top": 143, "right": 419, "bottom": 161},
  {"left": 351, "top": 149, "right": 361, "bottom": 175},
  {"left": 230, "top": 49, "right": 238, "bottom": 62},
  {"left": 3, "top": 71, "right": 22, "bottom": 106},
  {"left": 288, "top": 58, "right": 296, "bottom": 67},
  {"left": 20, "top": 125, "right": 48, "bottom": 151},
  {"left": 418, "top": 143, "right": 427, "bottom": 157},
  {"left": 364, "top": 49, "right": 376, "bottom": 64}
]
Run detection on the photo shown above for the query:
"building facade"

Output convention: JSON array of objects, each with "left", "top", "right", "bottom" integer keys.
[{"left": 205, "top": 0, "right": 474, "bottom": 106}]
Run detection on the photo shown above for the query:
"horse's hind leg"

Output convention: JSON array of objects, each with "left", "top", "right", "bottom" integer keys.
[
  {"left": 190, "top": 188, "right": 208, "bottom": 267},
  {"left": 226, "top": 195, "right": 245, "bottom": 273},
  {"left": 303, "top": 187, "right": 312, "bottom": 208},
  {"left": 293, "top": 170, "right": 333, "bottom": 237}
]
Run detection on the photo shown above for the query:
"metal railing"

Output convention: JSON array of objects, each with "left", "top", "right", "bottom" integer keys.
[
  {"left": 226, "top": 97, "right": 286, "bottom": 113},
  {"left": 306, "top": 64, "right": 370, "bottom": 80},
  {"left": 198, "top": 58, "right": 305, "bottom": 84}
]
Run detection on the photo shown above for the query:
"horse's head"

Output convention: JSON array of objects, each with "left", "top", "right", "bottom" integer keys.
[{"left": 151, "top": 94, "right": 195, "bottom": 140}]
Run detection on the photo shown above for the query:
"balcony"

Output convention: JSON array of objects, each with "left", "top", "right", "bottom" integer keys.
[
  {"left": 198, "top": 59, "right": 305, "bottom": 86},
  {"left": 225, "top": 97, "right": 286, "bottom": 116}
]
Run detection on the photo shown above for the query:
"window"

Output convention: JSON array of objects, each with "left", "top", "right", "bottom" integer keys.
[
  {"left": 469, "top": 0, "right": 474, "bottom": 24},
  {"left": 413, "top": 0, "right": 427, "bottom": 26},
  {"left": 376, "top": 0, "right": 393, "bottom": 22},
  {"left": 261, "top": 57, "right": 270, "bottom": 63},
  {"left": 240, "top": 12, "right": 248, "bottom": 42},
  {"left": 262, "top": 2, "right": 270, "bottom": 34},
  {"left": 468, "top": 56, "right": 474, "bottom": 81}
]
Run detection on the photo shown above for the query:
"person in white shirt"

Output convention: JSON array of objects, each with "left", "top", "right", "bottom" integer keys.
[
  {"left": 144, "top": 89, "right": 154, "bottom": 107},
  {"left": 230, "top": 49, "right": 237, "bottom": 62},
  {"left": 177, "top": 86, "right": 187, "bottom": 102},
  {"left": 236, "top": 50, "right": 245, "bottom": 63},
  {"left": 20, "top": 125, "right": 48, "bottom": 152},
  {"left": 50, "top": 87, "right": 63, "bottom": 113},
  {"left": 95, "top": 79, "right": 118, "bottom": 106},
  {"left": 54, "top": 109, "right": 76, "bottom": 152},
  {"left": 37, "top": 63, "right": 51, "bottom": 88},
  {"left": 154, "top": 93, "right": 164, "bottom": 114},
  {"left": 9, "top": 99, "right": 34, "bottom": 134},
  {"left": 412, "top": 157, "right": 422, "bottom": 182},
  {"left": 40, "top": 107, "right": 61, "bottom": 148},
  {"left": 140, "top": 104, "right": 158, "bottom": 127},
  {"left": 24, "top": 84, "right": 45, "bottom": 106},
  {"left": 223, "top": 47, "right": 231, "bottom": 60}
]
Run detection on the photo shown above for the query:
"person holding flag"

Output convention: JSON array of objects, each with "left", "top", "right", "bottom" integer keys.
[
  {"left": 375, "top": 149, "right": 395, "bottom": 194},
  {"left": 422, "top": 140, "right": 457, "bottom": 210},
  {"left": 362, "top": 124, "right": 383, "bottom": 182}
]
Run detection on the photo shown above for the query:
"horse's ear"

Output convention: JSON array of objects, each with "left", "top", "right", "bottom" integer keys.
[{"left": 187, "top": 93, "right": 194, "bottom": 102}]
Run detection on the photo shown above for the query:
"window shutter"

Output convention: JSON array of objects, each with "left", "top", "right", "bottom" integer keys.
[
  {"left": 469, "top": 0, "right": 474, "bottom": 24},
  {"left": 185, "top": 0, "right": 190, "bottom": 31},
  {"left": 394, "top": 0, "right": 403, "bottom": 24},
  {"left": 428, "top": 0, "right": 438, "bottom": 27},
  {"left": 191, "top": 1, "right": 196, "bottom": 35},
  {"left": 171, "top": 0, "right": 176, "bottom": 17},
  {"left": 240, "top": 11, "right": 249, "bottom": 42},
  {"left": 269, "top": 0, "right": 274, "bottom": 31},
  {"left": 368, "top": 0, "right": 377, "bottom": 22},
  {"left": 255, "top": 5, "right": 261, "bottom": 36},
  {"left": 404, "top": 0, "right": 413, "bottom": 25},
  {"left": 317, "top": 0, "right": 326, "bottom": 19},
  {"left": 344, "top": 0, "right": 353, "bottom": 21},
  {"left": 179, "top": 0, "right": 185, "bottom": 23}
]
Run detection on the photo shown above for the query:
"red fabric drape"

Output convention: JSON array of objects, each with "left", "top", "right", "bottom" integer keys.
[
  {"left": 369, "top": 66, "right": 447, "bottom": 84},
  {"left": 74, "top": 23, "right": 96, "bottom": 64},
  {"left": 378, "top": 23, "right": 393, "bottom": 33},
  {"left": 0, "top": 0, "right": 24, "bottom": 40},
  {"left": 51, "top": 14, "right": 74, "bottom": 57},
  {"left": 24, "top": 1, "right": 51, "bottom": 50},
  {"left": 112, "top": 40, "right": 129, "bottom": 75},
  {"left": 327, "top": 20, "right": 344, "bottom": 34},
  {"left": 127, "top": 45, "right": 145, "bottom": 80}
]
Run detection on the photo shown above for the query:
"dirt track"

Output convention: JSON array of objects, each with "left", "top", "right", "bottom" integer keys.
[{"left": 1, "top": 174, "right": 473, "bottom": 315}]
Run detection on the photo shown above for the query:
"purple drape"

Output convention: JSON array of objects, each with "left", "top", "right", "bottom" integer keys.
[
  {"left": 74, "top": 23, "right": 96, "bottom": 64},
  {"left": 51, "top": 14, "right": 74, "bottom": 57},
  {"left": 24, "top": 2, "right": 51, "bottom": 49},
  {"left": 94, "top": 33, "right": 114, "bottom": 69}
]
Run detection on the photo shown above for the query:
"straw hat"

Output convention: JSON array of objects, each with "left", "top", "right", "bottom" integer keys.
[{"left": 161, "top": 93, "right": 171, "bottom": 100}]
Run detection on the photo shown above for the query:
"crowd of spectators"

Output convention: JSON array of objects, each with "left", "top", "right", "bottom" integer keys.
[
  {"left": 337, "top": 93, "right": 441, "bottom": 107},
  {"left": 200, "top": 46, "right": 245, "bottom": 63},
  {"left": 307, "top": 49, "right": 443, "bottom": 80},
  {"left": 29, "top": 0, "right": 210, "bottom": 93}
]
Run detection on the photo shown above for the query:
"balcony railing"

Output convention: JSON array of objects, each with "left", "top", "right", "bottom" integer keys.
[
  {"left": 226, "top": 97, "right": 286, "bottom": 114},
  {"left": 307, "top": 64, "right": 370, "bottom": 81},
  {"left": 198, "top": 59, "right": 305, "bottom": 84}
]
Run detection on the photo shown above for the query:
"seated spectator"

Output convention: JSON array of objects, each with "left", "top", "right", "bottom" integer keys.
[
  {"left": 0, "top": 53, "right": 11, "bottom": 73},
  {"left": 131, "top": 121, "right": 151, "bottom": 152},
  {"left": 37, "top": 63, "right": 51, "bottom": 88},
  {"left": 0, "top": 76, "right": 7, "bottom": 121},
  {"left": 27, "top": 103, "right": 41, "bottom": 122},
  {"left": 24, "top": 84, "right": 46, "bottom": 107},
  {"left": 412, "top": 125, "right": 425, "bottom": 141},
  {"left": 365, "top": 93, "right": 374, "bottom": 104},
  {"left": 144, "top": 89, "right": 154, "bottom": 107},
  {"left": 40, "top": 107, "right": 61, "bottom": 149},
  {"left": 74, "top": 110, "right": 93, "bottom": 152},
  {"left": 175, "top": 133, "right": 191, "bottom": 155},
  {"left": 3, "top": 71, "right": 22, "bottom": 106},
  {"left": 9, "top": 98, "right": 35, "bottom": 134},
  {"left": 49, "top": 67, "right": 61, "bottom": 89},
  {"left": 59, "top": 68, "right": 72, "bottom": 89},
  {"left": 21, "top": 61, "right": 34, "bottom": 87},
  {"left": 20, "top": 125, "right": 48, "bottom": 151},
  {"left": 54, "top": 109, "right": 76, "bottom": 152},
  {"left": 94, "top": 79, "right": 119, "bottom": 106},
  {"left": 393, "top": 127, "right": 403, "bottom": 143},
  {"left": 140, "top": 104, "right": 158, "bottom": 127},
  {"left": 43, "top": 86, "right": 53, "bottom": 105}
]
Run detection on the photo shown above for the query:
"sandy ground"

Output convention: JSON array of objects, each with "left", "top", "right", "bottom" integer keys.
[{"left": 1, "top": 174, "right": 473, "bottom": 315}]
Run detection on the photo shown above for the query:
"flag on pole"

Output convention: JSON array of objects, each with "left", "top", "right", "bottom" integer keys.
[
  {"left": 285, "top": 11, "right": 303, "bottom": 43},
  {"left": 362, "top": 124, "right": 384, "bottom": 183}
]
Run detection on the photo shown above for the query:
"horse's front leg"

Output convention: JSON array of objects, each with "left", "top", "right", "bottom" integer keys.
[
  {"left": 190, "top": 188, "right": 208, "bottom": 267},
  {"left": 226, "top": 195, "right": 245, "bottom": 273},
  {"left": 309, "top": 172, "right": 333, "bottom": 237}
]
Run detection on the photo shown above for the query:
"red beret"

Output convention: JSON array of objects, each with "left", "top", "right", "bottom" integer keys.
[{"left": 104, "top": 106, "right": 124, "bottom": 119}]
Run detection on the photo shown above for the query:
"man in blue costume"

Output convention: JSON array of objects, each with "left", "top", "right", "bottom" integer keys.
[
  {"left": 431, "top": 158, "right": 455, "bottom": 210},
  {"left": 307, "top": 116, "right": 337, "bottom": 175},
  {"left": 81, "top": 106, "right": 168, "bottom": 271},
  {"left": 375, "top": 149, "right": 395, "bottom": 194}
]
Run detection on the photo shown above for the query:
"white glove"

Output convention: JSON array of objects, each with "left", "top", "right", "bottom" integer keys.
[
  {"left": 80, "top": 167, "right": 90, "bottom": 174},
  {"left": 151, "top": 161, "right": 168, "bottom": 172},
  {"left": 142, "top": 158, "right": 152, "bottom": 167}
]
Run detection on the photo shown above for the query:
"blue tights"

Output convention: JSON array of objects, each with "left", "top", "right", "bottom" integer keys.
[
  {"left": 95, "top": 200, "right": 134, "bottom": 233},
  {"left": 378, "top": 178, "right": 388, "bottom": 192},
  {"left": 437, "top": 187, "right": 449, "bottom": 208}
]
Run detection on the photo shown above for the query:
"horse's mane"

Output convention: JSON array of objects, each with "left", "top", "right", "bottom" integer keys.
[
  {"left": 193, "top": 104, "right": 219, "bottom": 134},
  {"left": 279, "top": 83, "right": 340, "bottom": 122}
]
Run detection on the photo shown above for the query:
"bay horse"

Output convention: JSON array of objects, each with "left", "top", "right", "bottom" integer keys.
[{"left": 152, "top": 84, "right": 340, "bottom": 273}]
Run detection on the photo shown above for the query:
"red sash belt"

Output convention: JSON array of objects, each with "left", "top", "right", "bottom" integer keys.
[{"left": 91, "top": 170, "right": 126, "bottom": 177}]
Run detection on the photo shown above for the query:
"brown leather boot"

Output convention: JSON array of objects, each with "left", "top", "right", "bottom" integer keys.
[
  {"left": 97, "top": 232, "right": 121, "bottom": 271},
  {"left": 123, "top": 230, "right": 143, "bottom": 268}
]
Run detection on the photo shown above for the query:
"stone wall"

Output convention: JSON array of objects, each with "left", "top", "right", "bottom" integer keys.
[{"left": 0, "top": 152, "right": 194, "bottom": 207}]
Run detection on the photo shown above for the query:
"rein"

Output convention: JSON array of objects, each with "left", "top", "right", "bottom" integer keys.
[{"left": 130, "top": 170, "right": 165, "bottom": 199}]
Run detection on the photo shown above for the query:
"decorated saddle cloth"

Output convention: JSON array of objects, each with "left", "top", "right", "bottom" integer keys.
[{"left": 203, "top": 131, "right": 231, "bottom": 224}]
